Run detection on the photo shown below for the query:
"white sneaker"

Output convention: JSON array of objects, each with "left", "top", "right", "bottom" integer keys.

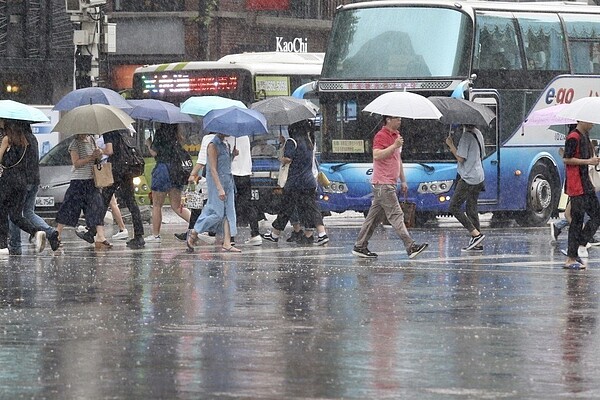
[
  {"left": 144, "top": 234, "right": 161, "bottom": 243},
  {"left": 578, "top": 246, "right": 589, "bottom": 258},
  {"left": 0, "top": 248, "right": 9, "bottom": 255},
  {"left": 197, "top": 233, "right": 216, "bottom": 245},
  {"left": 35, "top": 231, "right": 47, "bottom": 253},
  {"left": 245, "top": 235, "right": 263, "bottom": 246},
  {"left": 76, "top": 225, "right": 88, "bottom": 233},
  {"left": 112, "top": 229, "right": 129, "bottom": 240}
]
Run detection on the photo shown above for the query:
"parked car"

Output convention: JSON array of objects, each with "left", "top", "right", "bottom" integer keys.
[{"left": 36, "top": 136, "right": 74, "bottom": 219}]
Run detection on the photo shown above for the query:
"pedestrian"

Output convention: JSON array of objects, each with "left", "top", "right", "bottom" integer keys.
[
  {"left": 0, "top": 119, "right": 53, "bottom": 254},
  {"left": 1, "top": 120, "right": 60, "bottom": 255},
  {"left": 261, "top": 119, "right": 329, "bottom": 245},
  {"left": 145, "top": 123, "right": 191, "bottom": 243},
  {"left": 550, "top": 199, "right": 600, "bottom": 246},
  {"left": 55, "top": 134, "right": 112, "bottom": 249},
  {"left": 562, "top": 120, "right": 600, "bottom": 269},
  {"left": 352, "top": 115, "right": 428, "bottom": 259},
  {"left": 445, "top": 124, "right": 486, "bottom": 251},
  {"left": 187, "top": 133, "right": 239, "bottom": 252}
]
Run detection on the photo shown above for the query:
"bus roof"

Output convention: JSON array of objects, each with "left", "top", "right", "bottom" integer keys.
[{"left": 135, "top": 52, "right": 324, "bottom": 76}]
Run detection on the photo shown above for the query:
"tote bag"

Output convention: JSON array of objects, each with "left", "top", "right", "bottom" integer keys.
[{"left": 93, "top": 162, "right": 114, "bottom": 188}]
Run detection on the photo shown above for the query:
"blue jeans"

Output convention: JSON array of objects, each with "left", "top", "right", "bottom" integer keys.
[{"left": 9, "top": 184, "right": 53, "bottom": 252}]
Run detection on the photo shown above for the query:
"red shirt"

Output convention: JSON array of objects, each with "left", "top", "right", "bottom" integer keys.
[
  {"left": 372, "top": 126, "right": 401, "bottom": 185},
  {"left": 564, "top": 129, "right": 593, "bottom": 196}
]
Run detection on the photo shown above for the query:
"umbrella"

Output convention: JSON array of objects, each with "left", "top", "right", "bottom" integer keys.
[
  {"left": 180, "top": 96, "right": 246, "bottom": 117},
  {"left": 52, "top": 104, "right": 135, "bottom": 137},
  {"left": 428, "top": 97, "right": 496, "bottom": 127},
  {"left": 202, "top": 106, "right": 268, "bottom": 137},
  {"left": 558, "top": 97, "right": 600, "bottom": 124},
  {"left": 54, "top": 87, "right": 132, "bottom": 111},
  {"left": 250, "top": 96, "right": 318, "bottom": 126},
  {"left": 363, "top": 91, "right": 442, "bottom": 120},
  {"left": 523, "top": 104, "right": 575, "bottom": 126},
  {"left": 127, "top": 99, "right": 195, "bottom": 124},
  {"left": 0, "top": 100, "right": 49, "bottom": 122}
]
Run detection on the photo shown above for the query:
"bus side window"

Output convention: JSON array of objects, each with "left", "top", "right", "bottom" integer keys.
[
  {"left": 475, "top": 12, "right": 522, "bottom": 71},
  {"left": 563, "top": 14, "right": 600, "bottom": 74}
]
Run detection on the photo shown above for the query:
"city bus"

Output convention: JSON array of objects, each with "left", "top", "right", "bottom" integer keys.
[
  {"left": 129, "top": 51, "right": 324, "bottom": 211},
  {"left": 316, "top": 0, "right": 600, "bottom": 226}
]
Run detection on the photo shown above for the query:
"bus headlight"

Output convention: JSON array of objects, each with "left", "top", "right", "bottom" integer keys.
[
  {"left": 133, "top": 176, "right": 142, "bottom": 186},
  {"left": 418, "top": 179, "right": 454, "bottom": 194},
  {"left": 322, "top": 181, "right": 348, "bottom": 194}
]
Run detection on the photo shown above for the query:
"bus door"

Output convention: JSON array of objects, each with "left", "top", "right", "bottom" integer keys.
[{"left": 470, "top": 91, "right": 500, "bottom": 206}]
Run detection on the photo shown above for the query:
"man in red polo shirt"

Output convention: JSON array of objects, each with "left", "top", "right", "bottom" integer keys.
[
  {"left": 563, "top": 120, "right": 600, "bottom": 269},
  {"left": 352, "top": 115, "right": 428, "bottom": 259}
]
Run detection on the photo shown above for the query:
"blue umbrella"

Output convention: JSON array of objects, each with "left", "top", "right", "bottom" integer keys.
[
  {"left": 180, "top": 96, "right": 246, "bottom": 117},
  {"left": 0, "top": 100, "right": 50, "bottom": 122},
  {"left": 54, "top": 87, "right": 132, "bottom": 111},
  {"left": 127, "top": 99, "right": 195, "bottom": 124},
  {"left": 202, "top": 106, "right": 268, "bottom": 137}
]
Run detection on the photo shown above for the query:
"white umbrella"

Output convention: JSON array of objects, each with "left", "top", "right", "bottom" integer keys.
[
  {"left": 363, "top": 91, "right": 442, "bottom": 120},
  {"left": 524, "top": 104, "right": 575, "bottom": 126},
  {"left": 558, "top": 97, "right": 600, "bottom": 124}
]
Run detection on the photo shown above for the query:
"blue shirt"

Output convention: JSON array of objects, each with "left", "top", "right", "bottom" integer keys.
[{"left": 283, "top": 136, "right": 316, "bottom": 190}]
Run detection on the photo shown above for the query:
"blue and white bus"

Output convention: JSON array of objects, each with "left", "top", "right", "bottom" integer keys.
[{"left": 316, "top": 0, "right": 600, "bottom": 226}]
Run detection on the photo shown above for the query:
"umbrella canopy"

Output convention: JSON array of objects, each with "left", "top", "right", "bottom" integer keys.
[
  {"left": 250, "top": 96, "right": 318, "bottom": 126},
  {"left": 0, "top": 100, "right": 49, "bottom": 122},
  {"left": 558, "top": 97, "right": 600, "bottom": 124},
  {"left": 202, "top": 106, "right": 268, "bottom": 137},
  {"left": 523, "top": 104, "right": 575, "bottom": 126},
  {"left": 180, "top": 96, "right": 246, "bottom": 117},
  {"left": 54, "top": 87, "right": 132, "bottom": 111},
  {"left": 52, "top": 104, "right": 135, "bottom": 137},
  {"left": 127, "top": 99, "right": 195, "bottom": 124},
  {"left": 363, "top": 91, "right": 442, "bottom": 120},
  {"left": 428, "top": 97, "right": 496, "bottom": 127}
]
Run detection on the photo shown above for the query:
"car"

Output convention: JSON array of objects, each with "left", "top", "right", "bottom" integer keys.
[{"left": 36, "top": 136, "right": 74, "bottom": 219}]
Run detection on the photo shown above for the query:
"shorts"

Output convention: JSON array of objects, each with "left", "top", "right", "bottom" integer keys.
[{"left": 150, "top": 163, "right": 183, "bottom": 192}]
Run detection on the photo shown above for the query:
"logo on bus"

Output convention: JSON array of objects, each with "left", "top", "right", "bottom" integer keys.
[
  {"left": 276, "top": 37, "right": 308, "bottom": 53},
  {"left": 545, "top": 87, "right": 575, "bottom": 105}
]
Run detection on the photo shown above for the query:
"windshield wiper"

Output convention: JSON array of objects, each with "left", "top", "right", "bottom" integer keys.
[
  {"left": 418, "top": 163, "right": 435, "bottom": 173},
  {"left": 330, "top": 162, "right": 349, "bottom": 172}
]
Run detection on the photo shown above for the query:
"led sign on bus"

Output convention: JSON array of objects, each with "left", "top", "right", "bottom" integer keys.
[{"left": 142, "top": 72, "right": 239, "bottom": 95}]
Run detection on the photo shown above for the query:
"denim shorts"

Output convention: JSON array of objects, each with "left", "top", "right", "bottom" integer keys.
[{"left": 150, "top": 163, "right": 183, "bottom": 192}]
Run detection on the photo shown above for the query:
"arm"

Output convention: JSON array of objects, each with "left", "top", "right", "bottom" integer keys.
[
  {"left": 188, "top": 162, "right": 205, "bottom": 183},
  {"left": 445, "top": 136, "right": 465, "bottom": 163},
  {"left": 145, "top": 138, "right": 157, "bottom": 157},
  {"left": 564, "top": 156, "right": 600, "bottom": 166},
  {"left": 373, "top": 136, "right": 403, "bottom": 160},
  {"left": 71, "top": 147, "right": 101, "bottom": 168},
  {"left": 0, "top": 136, "right": 8, "bottom": 164},
  {"left": 103, "top": 142, "right": 113, "bottom": 156},
  {"left": 207, "top": 143, "right": 225, "bottom": 201}
]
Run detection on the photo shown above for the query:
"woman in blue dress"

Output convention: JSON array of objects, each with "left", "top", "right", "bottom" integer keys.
[{"left": 187, "top": 133, "right": 240, "bottom": 252}]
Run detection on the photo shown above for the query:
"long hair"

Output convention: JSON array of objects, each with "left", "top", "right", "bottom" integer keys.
[
  {"left": 3, "top": 120, "right": 29, "bottom": 147},
  {"left": 288, "top": 119, "right": 314, "bottom": 150}
]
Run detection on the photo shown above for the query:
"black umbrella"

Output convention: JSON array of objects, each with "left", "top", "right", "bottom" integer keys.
[{"left": 428, "top": 97, "right": 496, "bottom": 127}]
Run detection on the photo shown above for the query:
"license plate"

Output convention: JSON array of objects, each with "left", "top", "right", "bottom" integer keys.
[
  {"left": 35, "top": 197, "right": 54, "bottom": 207},
  {"left": 251, "top": 189, "right": 260, "bottom": 201}
]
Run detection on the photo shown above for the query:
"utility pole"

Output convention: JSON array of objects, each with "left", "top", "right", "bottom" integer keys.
[{"left": 65, "top": 0, "right": 115, "bottom": 88}]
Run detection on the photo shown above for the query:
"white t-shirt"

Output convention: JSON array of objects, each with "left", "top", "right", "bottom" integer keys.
[{"left": 196, "top": 134, "right": 252, "bottom": 177}]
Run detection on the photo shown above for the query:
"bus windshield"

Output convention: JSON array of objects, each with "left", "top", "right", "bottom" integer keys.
[{"left": 322, "top": 6, "right": 472, "bottom": 79}]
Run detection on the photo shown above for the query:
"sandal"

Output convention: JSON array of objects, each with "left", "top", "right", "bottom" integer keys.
[
  {"left": 186, "top": 230, "right": 198, "bottom": 252},
  {"left": 221, "top": 246, "right": 241, "bottom": 253},
  {"left": 95, "top": 240, "right": 113, "bottom": 250}
]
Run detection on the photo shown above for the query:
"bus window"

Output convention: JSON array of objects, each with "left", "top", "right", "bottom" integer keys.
[
  {"left": 516, "top": 13, "right": 568, "bottom": 71},
  {"left": 563, "top": 14, "right": 600, "bottom": 74},
  {"left": 474, "top": 12, "right": 522, "bottom": 71}
]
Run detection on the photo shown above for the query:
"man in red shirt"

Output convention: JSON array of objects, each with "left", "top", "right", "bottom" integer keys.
[
  {"left": 563, "top": 120, "right": 600, "bottom": 269},
  {"left": 352, "top": 115, "right": 428, "bottom": 259}
]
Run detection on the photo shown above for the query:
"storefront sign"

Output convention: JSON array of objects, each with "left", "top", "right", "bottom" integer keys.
[{"left": 276, "top": 37, "right": 308, "bottom": 53}]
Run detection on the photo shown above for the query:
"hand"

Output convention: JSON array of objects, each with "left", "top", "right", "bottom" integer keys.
[
  {"left": 92, "top": 149, "right": 102, "bottom": 159},
  {"left": 188, "top": 174, "right": 198, "bottom": 183},
  {"left": 591, "top": 157, "right": 600, "bottom": 166},
  {"left": 400, "top": 182, "right": 408, "bottom": 194},
  {"left": 218, "top": 188, "right": 226, "bottom": 201},
  {"left": 233, "top": 148, "right": 239, "bottom": 157},
  {"left": 394, "top": 136, "right": 404, "bottom": 148},
  {"left": 445, "top": 136, "right": 454, "bottom": 148}
]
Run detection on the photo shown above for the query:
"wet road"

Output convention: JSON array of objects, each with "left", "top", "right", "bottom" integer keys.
[{"left": 1, "top": 213, "right": 600, "bottom": 399}]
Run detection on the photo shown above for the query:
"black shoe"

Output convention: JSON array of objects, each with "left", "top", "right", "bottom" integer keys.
[
  {"left": 408, "top": 243, "right": 428, "bottom": 259},
  {"left": 75, "top": 229, "right": 95, "bottom": 244},
  {"left": 261, "top": 232, "right": 279, "bottom": 243},
  {"left": 550, "top": 223, "right": 561, "bottom": 242},
  {"left": 461, "top": 245, "right": 483, "bottom": 252},
  {"left": 286, "top": 230, "right": 304, "bottom": 242},
  {"left": 314, "top": 234, "right": 330, "bottom": 246},
  {"left": 465, "top": 234, "right": 485, "bottom": 250},
  {"left": 298, "top": 234, "right": 314, "bottom": 245},
  {"left": 174, "top": 232, "right": 187, "bottom": 242},
  {"left": 126, "top": 236, "right": 145, "bottom": 249},
  {"left": 352, "top": 246, "right": 378, "bottom": 258},
  {"left": 48, "top": 230, "right": 60, "bottom": 251}
]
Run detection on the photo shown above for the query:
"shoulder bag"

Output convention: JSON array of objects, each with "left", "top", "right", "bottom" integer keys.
[
  {"left": 276, "top": 138, "right": 297, "bottom": 188},
  {"left": 0, "top": 145, "right": 28, "bottom": 178},
  {"left": 92, "top": 140, "right": 114, "bottom": 188}
]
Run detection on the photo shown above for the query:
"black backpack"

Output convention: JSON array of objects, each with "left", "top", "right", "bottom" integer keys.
[
  {"left": 169, "top": 145, "right": 193, "bottom": 186},
  {"left": 112, "top": 131, "right": 145, "bottom": 177}
]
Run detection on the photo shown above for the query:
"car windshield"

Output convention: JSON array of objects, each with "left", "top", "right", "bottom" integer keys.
[{"left": 39, "top": 137, "right": 74, "bottom": 166}]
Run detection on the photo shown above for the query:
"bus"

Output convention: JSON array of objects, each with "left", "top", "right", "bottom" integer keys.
[
  {"left": 129, "top": 51, "right": 324, "bottom": 211},
  {"left": 316, "top": 0, "right": 600, "bottom": 226}
]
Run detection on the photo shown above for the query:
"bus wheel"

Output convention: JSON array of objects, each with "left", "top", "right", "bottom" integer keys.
[{"left": 514, "top": 163, "right": 557, "bottom": 227}]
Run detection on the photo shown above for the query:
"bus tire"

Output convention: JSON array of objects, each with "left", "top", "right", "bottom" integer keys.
[{"left": 514, "top": 162, "right": 559, "bottom": 227}]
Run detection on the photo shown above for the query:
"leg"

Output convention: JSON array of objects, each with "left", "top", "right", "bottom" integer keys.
[
  {"left": 169, "top": 188, "right": 191, "bottom": 223},
  {"left": 379, "top": 185, "right": 414, "bottom": 250},
  {"left": 449, "top": 179, "right": 479, "bottom": 235},
  {"left": 355, "top": 186, "right": 385, "bottom": 249},
  {"left": 118, "top": 176, "right": 144, "bottom": 238},
  {"left": 151, "top": 191, "right": 167, "bottom": 236},
  {"left": 110, "top": 195, "right": 126, "bottom": 232},
  {"left": 567, "top": 195, "right": 585, "bottom": 262}
]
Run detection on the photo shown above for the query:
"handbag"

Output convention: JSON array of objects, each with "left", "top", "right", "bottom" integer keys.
[
  {"left": 93, "top": 162, "right": 114, "bottom": 188},
  {"left": 183, "top": 183, "right": 205, "bottom": 209},
  {"left": 277, "top": 163, "right": 289, "bottom": 188},
  {"left": 170, "top": 145, "right": 194, "bottom": 186},
  {"left": 399, "top": 194, "right": 417, "bottom": 228},
  {"left": 589, "top": 164, "right": 600, "bottom": 191}
]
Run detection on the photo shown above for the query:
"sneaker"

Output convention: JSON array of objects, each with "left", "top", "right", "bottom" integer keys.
[
  {"left": 197, "top": 232, "right": 217, "bottom": 245},
  {"left": 407, "top": 242, "right": 428, "bottom": 259},
  {"left": 76, "top": 229, "right": 95, "bottom": 244},
  {"left": 286, "top": 230, "right": 304, "bottom": 242},
  {"left": 144, "top": 234, "right": 161, "bottom": 243},
  {"left": 560, "top": 248, "right": 584, "bottom": 264},
  {"left": 245, "top": 235, "right": 263, "bottom": 246},
  {"left": 0, "top": 248, "right": 9, "bottom": 255},
  {"left": 34, "top": 231, "right": 46, "bottom": 253},
  {"left": 578, "top": 246, "right": 589, "bottom": 258},
  {"left": 76, "top": 225, "right": 88, "bottom": 233},
  {"left": 47, "top": 230, "right": 60, "bottom": 252},
  {"left": 589, "top": 236, "right": 600, "bottom": 246},
  {"left": 465, "top": 234, "right": 485, "bottom": 250},
  {"left": 298, "top": 234, "right": 314, "bottom": 245},
  {"left": 261, "top": 232, "right": 279, "bottom": 243},
  {"left": 352, "top": 246, "right": 378, "bottom": 258},
  {"left": 112, "top": 229, "right": 129, "bottom": 240},
  {"left": 461, "top": 245, "right": 483, "bottom": 252},
  {"left": 550, "top": 223, "right": 561, "bottom": 243},
  {"left": 314, "top": 234, "right": 330, "bottom": 246},
  {"left": 126, "top": 236, "right": 145, "bottom": 249},
  {"left": 174, "top": 232, "right": 188, "bottom": 242}
]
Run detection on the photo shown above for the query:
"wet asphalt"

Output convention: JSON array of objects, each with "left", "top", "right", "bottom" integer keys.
[{"left": 1, "top": 211, "right": 599, "bottom": 399}]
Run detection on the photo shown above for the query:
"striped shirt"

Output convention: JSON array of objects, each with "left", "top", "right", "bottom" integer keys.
[{"left": 68, "top": 136, "right": 95, "bottom": 180}]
